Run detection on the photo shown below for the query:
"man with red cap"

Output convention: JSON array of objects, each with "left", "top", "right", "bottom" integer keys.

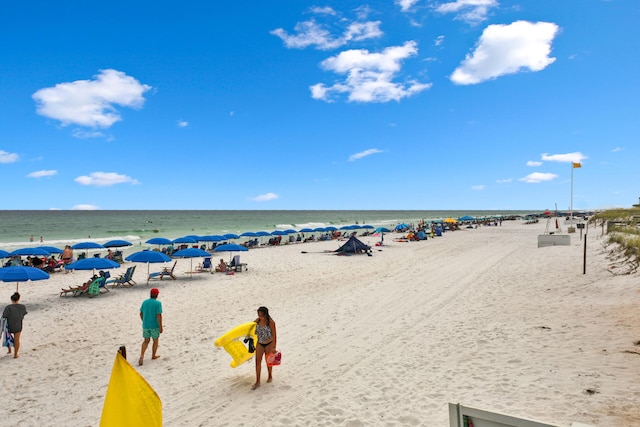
[{"left": 139, "top": 287, "right": 163, "bottom": 366}]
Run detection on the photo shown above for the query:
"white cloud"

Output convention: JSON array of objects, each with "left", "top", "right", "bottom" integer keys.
[
  {"left": 311, "top": 41, "right": 432, "bottom": 102},
  {"left": 27, "top": 170, "right": 57, "bottom": 178},
  {"left": 612, "top": 147, "right": 624, "bottom": 152},
  {"left": 0, "top": 150, "right": 19, "bottom": 163},
  {"left": 396, "top": 0, "right": 420, "bottom": 12},
  {"left": 72, "top": 204, "right": 100, "bottom": 210},
  {"left": 251, "top": 192, "right": 279, "bottom": 202},
  {"left": 540, "top": 151, "right": 587, "bottom": 163},
  {"left": 519, "top": 172, "right": 558, "bottom": 183},
  {"left": 527, "top": 160, "right": 542, "bottom": 167},
  {"left": 72, "top": 129, "right": 107, "bottom": 139},
  {"left": 32, "top": 69, "right": 152, "bottom": 128},
  {"left": 450, "top": 21, "right": 559, "bottom": 85},
  {"left": 435, "top": 35, "right": 445, "bottom": 47},
  {"left": 310, "top": 6, "right": 336, "bottom": 15},
  {"left": 435, "top": 0, "right": 498, "bottom": 24},
  {"left": 74, "top": 171, "right": 140, "bottom": 187},
  {"left": 177, "top": 120, "right": 189, "bottom": 127},
  {"left": 496, "top": 178, "right": 512, "bottom": 183},
  {"left": 471, "top": 185, "right": 485, "bottom": 190},
  {"left": 271, "top": 19, "right": 382, "bottom": 50},
  {"left": 349, "top": 148, "right": 384, "bottom": 161}
]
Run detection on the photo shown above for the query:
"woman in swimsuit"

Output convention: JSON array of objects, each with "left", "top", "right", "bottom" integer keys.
[{"left": 252, "top": 306, "right": 277, "bottom": 390}]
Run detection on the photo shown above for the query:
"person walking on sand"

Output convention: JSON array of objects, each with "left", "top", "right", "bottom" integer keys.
[
  {"left": 2, "top": 293, "right": 27, "bottom": 359},
  {"left": 139, "top": 288, "right": 163, "bottom": 366},
  {"left": 252, "top": 306, "right": 277, "bottom": 390}
]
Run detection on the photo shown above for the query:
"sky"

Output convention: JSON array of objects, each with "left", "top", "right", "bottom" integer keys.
[{"left": 1, "top": 0, "right": 638, "bottom": 211}]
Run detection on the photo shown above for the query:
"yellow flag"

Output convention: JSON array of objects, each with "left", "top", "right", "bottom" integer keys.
[
  {"left": 573, "top": 162, "right": 581, "bottom": 168},
  {"left": 100, "top": 351, "right": 162, "bottom": 427}
]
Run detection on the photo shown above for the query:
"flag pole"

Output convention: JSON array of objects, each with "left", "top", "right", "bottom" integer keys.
[{"left": 570, "top": 163, "right": 574, "bottom": 220}]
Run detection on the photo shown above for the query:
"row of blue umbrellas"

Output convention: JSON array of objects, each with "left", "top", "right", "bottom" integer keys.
[{"left": 151, "top": 225, "right": 377, "bottom": 245}]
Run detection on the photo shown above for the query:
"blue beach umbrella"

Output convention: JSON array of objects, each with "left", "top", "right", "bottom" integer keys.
[
  {"left": 0, "top": 250, "right": 9, "bottom": 258},
  {"left": 223, "top": 233, "right": 240, "bottom": 240},
  {"left": 72, "top": 242, "right": 105, "bottom": 250},
  {"left": 0, "top": 266, "right": 50, "bottom": 292},
  {"left": 199, "top": 235, "right": 225, "bottom": 242},
  {"left": 298, "top": 228, "right": 314, "bottom": 233},
  {"left": 375, "top": 227, "right": 391, "bottom": 233},
  {"left": 360, "top": 225, "right": 374, "bottom": 229},
  {"left": 126, "top": 250, "right": 172, "bottom": 281},
  {"left": 172, "top": 248, "right": 211, "bottom": 258},
  {"left": 146, "top": 237, "right": 172, "bottom": 245},
  {"left": 340, "top": 225, "right": 358, "bottom": 230},
  {"left": 270, "top": 230, "right": 288, "bottom": 236},
  {"left": 213, "top": 244, "right": 248, "bottom": 253},
  {"left": 172, "top": 248, "right": 211, "bottom": 275},
  {"left": 283, "top": 229, "right": 297, "bottom": 234},
  {"left": 103, "top": 240, "right": 133, "bottom": 248},
  {"left": 126, "top": 251, "right": 172, "bottom": 263},
  {"left": 325, "top": 226, "right": 338, "bottom": 231},
  {"left": 255, "top": 231, "right": 270, "bottom": 237},
  {"left": 10, "top": 247, "right": 51, "bottom": 257},
  {"left": 240, "top": 231, "right": 258, "bottom": 237},
  {"left": 313, "top": 227, "right": 327, "bottom": 232},
  {"left": 66, "top": 258, "right": 120, "bottom": 271},
  {"left": 214, "top": 243, "right": 248, "bottom": 263},
  {"left": 172, "top": 236, "right": 197, "bottom": 244},
  {"left": 36, "top": 246, "right": 64, "bottom": 254}
]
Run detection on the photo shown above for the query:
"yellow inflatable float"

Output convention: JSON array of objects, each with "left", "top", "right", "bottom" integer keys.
[{"left": 214, "top": 321, "right": 258, "bottom": 368}]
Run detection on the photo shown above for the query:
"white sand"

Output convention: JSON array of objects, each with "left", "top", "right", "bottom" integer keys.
[{"left": 1, "top": 221, "right": 639, "bottom": 426}]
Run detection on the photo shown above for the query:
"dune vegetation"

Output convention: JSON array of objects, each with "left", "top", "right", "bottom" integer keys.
[{"left": 591, "top": 208, "right": 640, "bottom": 273}]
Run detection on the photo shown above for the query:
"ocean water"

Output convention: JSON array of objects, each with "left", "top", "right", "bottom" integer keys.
[{"left": 0, "top": 210, "right": 532, "bottom": 250}]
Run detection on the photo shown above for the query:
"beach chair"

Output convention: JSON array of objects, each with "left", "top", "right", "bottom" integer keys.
[
  {"left": 99, "top": 272, "right": 111, "bottom": 293},
  {"left": 60, "top": 277, "right": 103, "bottom": 297},
  {"left": 113, "top": 251, "right": 124, "bottom": 264},
  {"left": 149, "top": 261, "right": 177, "bottom": 281},
  {"left": 228, "top": 255, "right": 248, "bottom": 272},
  {"left": 196, "top": 257, "right": 212, "bottom": 272},
  {"left": 106, "top": 266, "right": 137, "bottom": 288}
]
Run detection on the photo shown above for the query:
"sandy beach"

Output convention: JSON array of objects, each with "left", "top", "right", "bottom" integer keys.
[{"left": 1, "top": 220, "right": 638, "bottom": 426}]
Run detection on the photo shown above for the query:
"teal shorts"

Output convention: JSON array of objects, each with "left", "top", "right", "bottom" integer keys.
[{"left": 143, "top": 328, "right": 160, "bottom": 339}]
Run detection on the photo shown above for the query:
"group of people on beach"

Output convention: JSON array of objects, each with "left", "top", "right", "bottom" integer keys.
[
  {"left": 4, "top": 288, "right": 278, "bottom": 390},
  {"left": 138, "top": 289, "right": 277, "bottom": 389}
]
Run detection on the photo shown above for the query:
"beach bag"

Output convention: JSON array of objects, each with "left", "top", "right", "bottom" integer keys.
[
  {"left": 244, "top": 336, "right": 256, "bottom": 353},
  {"left": 266, "top": 350, "right": 281, "bottom": 367},
  {"left": 1, "top": 318, "right": 13, "bottom": 348}
]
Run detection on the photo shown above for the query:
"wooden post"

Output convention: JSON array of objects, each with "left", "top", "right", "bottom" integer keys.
[{"left": 583, "top": 233, "right": 587, "bottom": 275}]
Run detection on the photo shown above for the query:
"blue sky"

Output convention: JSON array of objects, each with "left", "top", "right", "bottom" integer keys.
[{"left": 1, "top": 0, "right": 638, "bottom": 211}]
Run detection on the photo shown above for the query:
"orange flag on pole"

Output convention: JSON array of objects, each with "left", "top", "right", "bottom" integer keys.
[{"left": 572, "top": 162, "right": 581, "bottom": 168}]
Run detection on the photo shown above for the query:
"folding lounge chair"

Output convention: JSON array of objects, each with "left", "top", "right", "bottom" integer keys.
[
  {"left": 149, "top": 261, "right": 177, "bottom": 281},
  {"left": 60, "top": 277, "right": 103, "bottom": 297},
  {"left": 196, "top": 257, "right": 212, "bottom": 272},
  {"left": 99, "top": 272, "right": 110, "bottom": 293},
  {"left": 106, "top": 266, "right": 137, "bottom": 288}
]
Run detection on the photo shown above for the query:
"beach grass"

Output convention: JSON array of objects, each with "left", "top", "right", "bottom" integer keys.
[{"left": 592, "top": 208, "right": 640, "bottom": 273}]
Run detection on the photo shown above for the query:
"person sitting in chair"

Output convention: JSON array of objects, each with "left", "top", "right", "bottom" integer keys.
[{"left": 215, "top": 259, "right": 227, "bottom": 272}]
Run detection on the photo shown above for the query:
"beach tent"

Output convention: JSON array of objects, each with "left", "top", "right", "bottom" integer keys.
[{"left": 334, "top": 236, "right": 371, "bottom": 255}]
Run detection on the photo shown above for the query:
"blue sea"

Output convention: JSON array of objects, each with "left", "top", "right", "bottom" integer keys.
[{"left": 0, "top": 210, "right": 533, "bottom": 250}]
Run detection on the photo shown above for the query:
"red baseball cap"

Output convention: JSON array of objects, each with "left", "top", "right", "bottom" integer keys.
[{"left": 150, "top": 288, "right": 160, "bottom": 296}]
